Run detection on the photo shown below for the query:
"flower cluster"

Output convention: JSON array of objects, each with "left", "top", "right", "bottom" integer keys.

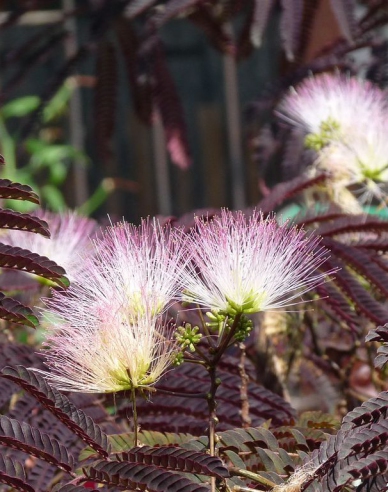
[
  {"left": 277, "top": 73, "right": 388, "bottom": 209},
  {"left": 37, "top": 218, "right": 187, "bottom": 393},
  {"left": 37, "top": 210, "right": 332, "bottom": 394}
]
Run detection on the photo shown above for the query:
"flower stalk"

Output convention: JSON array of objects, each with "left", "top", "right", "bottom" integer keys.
[{"left": 130, "top": 385, "right": 138, "bottom": 447}]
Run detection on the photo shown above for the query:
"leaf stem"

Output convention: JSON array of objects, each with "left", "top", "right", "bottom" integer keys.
[
  {"left": 183, "top": 357, "right": 206, "bottom": 365},
  {"left": 229, "top": 467, "right": 277, "bottom": 488},
  {"left": 154, "top": 387, "right": 208, "bottom": 399},
  {"left": 197, "top": 305, "right": 216, "bottom": 348},
  {"left": 213, "top": 312, "right": 242, "bottom": 365}
]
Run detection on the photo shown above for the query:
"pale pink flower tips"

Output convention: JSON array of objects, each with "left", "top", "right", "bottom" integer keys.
[
  {"left": 39, "top": 311, "right": 176, "bottom": 393},
  {"left": 277, "top": 73, "right": 388, "bottom": 206},
  {"left": 1, "top": 209, "right": 97, "bottom": 282},
  {"left": 37, "top": 218, "right": 185, "bottom": 393},
  {"left": 277, "top": 73, "right": 387, "bottom": 138},
  {"left": 179, "top": 210, "right": 331, "bottom": 315}
]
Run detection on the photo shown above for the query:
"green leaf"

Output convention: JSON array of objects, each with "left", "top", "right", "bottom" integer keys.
[
  {"left": 223, "top": 450, "right": 246, "bottom": 469},
  {"left": 43, "top": 80, "right": 74, "bottom": 123},
  {"left": 138, "top": 430, "right": 195, "bottom": 447},
  {"left": 108, "top": 433, "right": 134, "bottom": 453},
  {"left": 257, "top": 448, "right": 288, "bottom": 474},
  {"left": 40, "top": 184, "right": 66, "bottom": 212},
  {"left": 1, "top": 96, "right": 40, "bottom": 119},
  {"left": 30, "top": 144, "right": 87, "bottom": 169},
  {"left": 3, "top": 201, "right": 37, "bottom": 213},
  {"left": 24, "top": 138, "right": 46, "bottom": 155},
  {"left": 49, "top": 161, "right": 67, "bottom": 185}
]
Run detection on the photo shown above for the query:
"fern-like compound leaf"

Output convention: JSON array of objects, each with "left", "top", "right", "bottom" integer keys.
[
  {"left": 329, "top": 0, "right": 355, "bottom": 42},
  {"left": 0, "top": 414, "right": 75, "bottom": 472},
  {"left": 250, "top": 0, "right": 275, "bottom": 48},
  {"left": 341, "top": 391, "right": 388, "bottom": 430},
  {"left": 257, "top": 172, "right": 328, "bottom": 214},
  {"left": 366, "top": 324, "right": 388, "bottom": 344},
  {"left": 115, "top": 18, "right": 153, "bottom": 125},
  {"left": 342, "top": 451, "right": 388, "bottom": 481},
  {"left": 133, "top": 356, "right": 294, "bottom": 434},
  {"left": 317, "top": 215, "right": 388, "bottom": 238},
  {"left": 315, "top": 283, "right": 359, "bottom": 331},
  {"left": 280, "top": 0, "right": 304, "bottom": 61},
  {"left": 106, "top": 431, "right": 195, "bottom": 455},
  {"left": 94, "top": 39, "right": 117, "bottom": 162},
  {"left": 323, "top": 237, "right": 388, "bottom": 299},
  {"left": 0, "top": 243, "right": 69, "bottom": 287},
  {"left": 366, "top": 323, "right": 388, "bottom": 368},
  {"left": 85, "top": 459, "right": 210, "bottom": 492},
  {"left": 0, "top": 455, "right": 34, "bottom": 492},
  {"left": 152, "top": 40, "right": 192, "bottom": 169},
  {"left": 324, "top": 256, "right": 388, "bottom": 326},
  {"left": 0, "top": 180, "right": 40, "bottom": 204},
  {"left": 1, "top": 366, "right": 110, "bottom": 457},
  {"left": 118, "top": 445, "right": 229, "bottom": 479},
  {"left": 0, "top": 293, "right": 38, "bottom": 328},
  {"left": 0, "top": 209, "right": 49, "bottom": 236}
]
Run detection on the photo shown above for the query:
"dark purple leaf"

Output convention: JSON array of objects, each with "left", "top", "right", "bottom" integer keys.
[
  {"left": 0, "top": 455, "right": 33, "bottom": 492},
  {"left": 0, "top": 293, "right": 38, "bottom": 328},
  {"left": 0, "top": 210, "right": 48, "bottom": 235},
  {"left": 250, "top": 0, "right": 275, "bottom": 48},
  {"left": 329, "top": 0, "right": 355, "bottom": 42},
  {"left": 152, "top": 41, "right": 191, "bottom": 169},
  {"left": 94, "top": 40, "right": 118, "bottom": 162},
  {"left": 0, "top": 243, "right": 68, "bottom": 287},
  {"left": 86, "top": 459, "right": 210, "bottom": 491},
  {"left": 1, "top": 366, "right": 110, "bottom": 458},
  {"left": 0, "top": 414, "right": 75, "bottom": 472},
  {"left": 0, "top": 180, "right": 40, "bottom": 204},
  {"left": 119, "top": 445, "right": 229, "bottom": 479},
  {"left": 280, "top": 0, "right": 304, "bottom": 62}
]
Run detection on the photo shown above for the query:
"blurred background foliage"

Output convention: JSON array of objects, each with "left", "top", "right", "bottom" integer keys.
[{"left": 1, "top": 0, "right": 386, "bottom": 222}]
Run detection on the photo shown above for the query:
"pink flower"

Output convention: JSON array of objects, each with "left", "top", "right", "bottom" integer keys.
[
  {"left": 34, "top": 218, "right": 186, "bottom": 392},
  {"left": 1, "top": 209, "right": 97, "bottom": 282},
  {"left": 37, "top": 307, "right": 176, "bottom": 393},
  {"left": 87, "top": 218, "right": 188, "bottom": 320},
  {"left": 277, "top": 73, "right": 387, "bottom": 139},
  {"left": 179, "top": 210, "right": 331, "bottom": 315},
  {"left": 277, "top": 73, "right": 388, "bottom": 207},
  {"left": 318, "top": 121, "right": 388, "bottom": 206}
]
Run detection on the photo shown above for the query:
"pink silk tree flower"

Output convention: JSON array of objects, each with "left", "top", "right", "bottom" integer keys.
[
  {"left": 179, "top": 210, "right": 331, "bottom": 316},
  {"left": 34, "top": 218, "right": 186, "bottom": 392},
  {"left": 0, "top": 209, "right": 98, "bottom": 282},
  {"left": 37, "top": 306, "right": 177, "bottom": 393},
  {"left": 277, "top": 73, "right": 388, "bottom": 144},
  {"left": 277, "top": 73, "right": 388, "bottom": 208},
  {"left": 86, "top": 218, "right": 189, "bottom": 321},
  {"left": 318, "top": 120, "right": 388, "bottom": 206}
]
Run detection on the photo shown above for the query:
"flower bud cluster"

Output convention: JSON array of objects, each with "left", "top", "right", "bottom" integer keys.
[
  {"left": 175, "top": 324, "right": 202, "bottom": 352},
  {"left": 206, "top": 311, "right": 253, "bottom": 342}
]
